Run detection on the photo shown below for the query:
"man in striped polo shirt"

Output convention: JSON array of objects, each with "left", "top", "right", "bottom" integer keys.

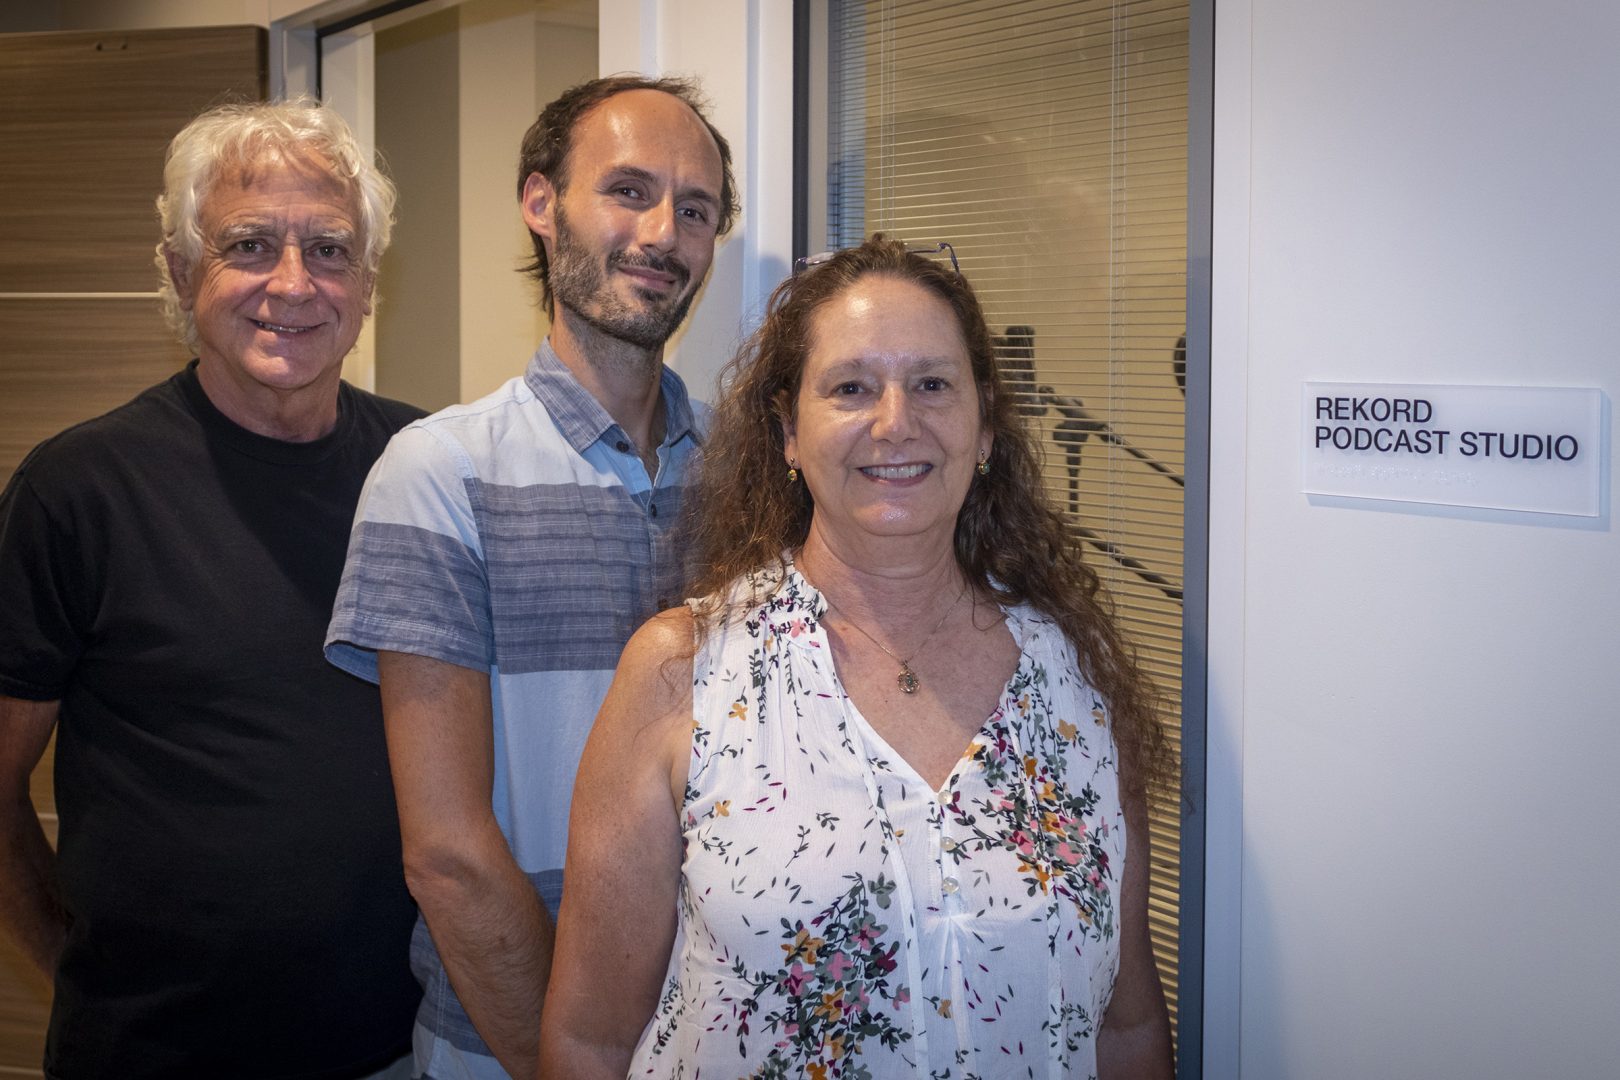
[{"left": 325, "top": 75, "right": 737, "bottom": 1080}]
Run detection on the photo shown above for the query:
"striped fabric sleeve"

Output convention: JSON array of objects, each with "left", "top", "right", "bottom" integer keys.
[{"left": 325, "top": 423, "right": 494, "bottom": 682}]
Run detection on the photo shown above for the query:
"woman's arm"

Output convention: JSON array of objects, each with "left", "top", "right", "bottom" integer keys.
[
  {"left": 1097, "top": 777, "right": 1175, "bottom": 1079},
  {"left": 536, "top": 608, "right": 695, "bottom": 1079}
]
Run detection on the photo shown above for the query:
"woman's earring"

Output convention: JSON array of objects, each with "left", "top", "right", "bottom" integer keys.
[
  {"left": 976, "top": 450, "right": 989, "bottom": 476},
  {"left": 787, "top": 460, "right": 799, "bottom": 483}
]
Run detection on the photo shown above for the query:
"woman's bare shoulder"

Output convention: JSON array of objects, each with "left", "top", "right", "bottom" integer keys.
[
  {"left": 623, "top": 606, "right": 695, "bottom": 671},
  {"left": 601, "top": 606, "right": 696, "bottom": 729}
]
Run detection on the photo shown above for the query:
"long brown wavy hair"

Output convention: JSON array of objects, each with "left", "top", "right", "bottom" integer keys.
[{"left": 680, "top": 236, "right": 1170, "bottom": 793}]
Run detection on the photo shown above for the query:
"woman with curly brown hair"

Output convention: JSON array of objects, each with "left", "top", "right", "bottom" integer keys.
[{"left": 540, "top": 237, "right": 1173, "bottom": 1078}]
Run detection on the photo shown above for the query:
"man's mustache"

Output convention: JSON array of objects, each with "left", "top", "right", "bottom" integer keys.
[{"left": 609, "top": 249, "right": 691, "bottom": 290}]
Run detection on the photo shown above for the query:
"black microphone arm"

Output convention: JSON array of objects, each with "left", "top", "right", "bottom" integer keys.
[
  {"left": 990, "top": 327, "right": 1187, "bottom": 603},
  {"left": 1037, "top": 387, "right": 1184, "bottom": 488},
  {"left": 1033, "top": 386, "right": 1185, "bottom": 603}
]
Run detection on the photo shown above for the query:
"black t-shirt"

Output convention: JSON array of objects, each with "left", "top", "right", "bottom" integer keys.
[{"left": 0, "top": 363, "right": 425, "bottom": 1079}]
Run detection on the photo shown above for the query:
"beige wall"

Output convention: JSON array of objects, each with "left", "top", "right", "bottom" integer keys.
[
  {"left": 456, "top": 3, "right": 594, "bottom": 402},
  {"left": 373, "top": 0, "right": 596, "bottom": 409},
  {"left": 375, "top": 8, "right": 463, "bottom": 411}
]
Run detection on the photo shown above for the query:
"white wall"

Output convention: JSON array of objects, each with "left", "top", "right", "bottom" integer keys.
[
  {"left": 1209, "top": 1, "right": 1620, "bottom": 1077},
  {"left": 374, "top": 7, "right": 461, "bottom": 410},
  {"left": 455, "top": 2, "right": 593, "bottom": 402},
  {"left": 366, "top": 1, "right": 596, "bottom": 408}
]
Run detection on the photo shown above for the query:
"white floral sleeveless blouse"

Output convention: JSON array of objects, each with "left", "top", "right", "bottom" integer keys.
[{"left": 629, "top": 565, "right": 1126, "bottom": 1079}]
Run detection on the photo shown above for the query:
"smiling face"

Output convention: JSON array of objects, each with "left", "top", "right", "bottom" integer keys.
[
  {"left": 784, "top": 274, "right": 991, "bottom": 558},
  {"left": 523, "top": 89, "right": 725, "bottom": 352},
  {"left": 170, "top": 153, "right": 371, "bottom": 423}
]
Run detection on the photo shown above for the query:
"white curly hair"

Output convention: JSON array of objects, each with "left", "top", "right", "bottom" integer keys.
[{"left": 155, "top": 97, "right": 397, "bottom": 352}]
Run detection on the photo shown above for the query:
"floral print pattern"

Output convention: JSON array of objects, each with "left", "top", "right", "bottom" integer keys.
[{"left": 629, "top": 566, "right": 1125, "bottom": 1079}]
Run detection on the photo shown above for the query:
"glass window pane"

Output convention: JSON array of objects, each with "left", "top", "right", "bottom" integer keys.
[{"left": 815, "top": 0, "right": 1190, "bottom": 1036}]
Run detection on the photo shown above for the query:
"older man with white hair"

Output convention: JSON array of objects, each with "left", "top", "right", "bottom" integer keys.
[{"left": 0, "top": 100, "right": 422, "bottom": 1079}]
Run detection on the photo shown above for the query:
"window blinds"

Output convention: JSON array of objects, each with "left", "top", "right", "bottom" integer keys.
[{"left": 817, "top": 0, "right": 1190, "bottom": 1030}]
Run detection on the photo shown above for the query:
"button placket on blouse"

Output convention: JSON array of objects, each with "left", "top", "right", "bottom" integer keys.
[
  {"left": 932, "top": 797, "right": 964, "bottom": 902},
  {"left": 930, "top": 785, "right": 981, "bottom": 1074},
  {"left": 824, "top": 635, "right": 932, "bottom": 1066}
]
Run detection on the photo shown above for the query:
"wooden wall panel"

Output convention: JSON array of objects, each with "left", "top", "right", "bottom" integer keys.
[
  {"left": 0, "top": 26, "right": 266, "bottom": 293},
  {"left": 0, "top": 298, "right": 188, "bottom": 483},
  {"left": 0, "top": 917, "right": 50, "bottom": 1076},
  {"left": 0, "top": 25, "right": 265, "bottom": 1075},
  {"left": 0, "top": 293, "right": 183, "bottom": 1067},
  {"left": 0, "top": 300, "right": 185, "bottom": 1078}
]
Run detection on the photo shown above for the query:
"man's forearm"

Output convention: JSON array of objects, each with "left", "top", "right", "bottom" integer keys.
[
  {"left": 0, "top": 695, "right": 65, "bottom": 982},
  {"left": 0, "top": 796, "right": 66, "bottom": 980},
  {"left": 410, "top": 839, "right": 555, "bottom": 1076},
  {"left": 380, "top": 651, "right": 553, "bottom": 1073}
]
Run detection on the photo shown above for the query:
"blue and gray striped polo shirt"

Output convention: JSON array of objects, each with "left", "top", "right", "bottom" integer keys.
[{"left": 325, "top": 340, "right": 703, "bottom": 1080}]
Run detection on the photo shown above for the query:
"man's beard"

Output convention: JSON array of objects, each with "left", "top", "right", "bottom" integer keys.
[{"left": 548, "top": 205, "right": 698, "bottom": 351}]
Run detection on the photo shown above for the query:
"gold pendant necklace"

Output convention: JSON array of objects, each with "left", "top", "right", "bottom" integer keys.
[{"left": 823, "top": 584, "right": 966, "bottom": 694}]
